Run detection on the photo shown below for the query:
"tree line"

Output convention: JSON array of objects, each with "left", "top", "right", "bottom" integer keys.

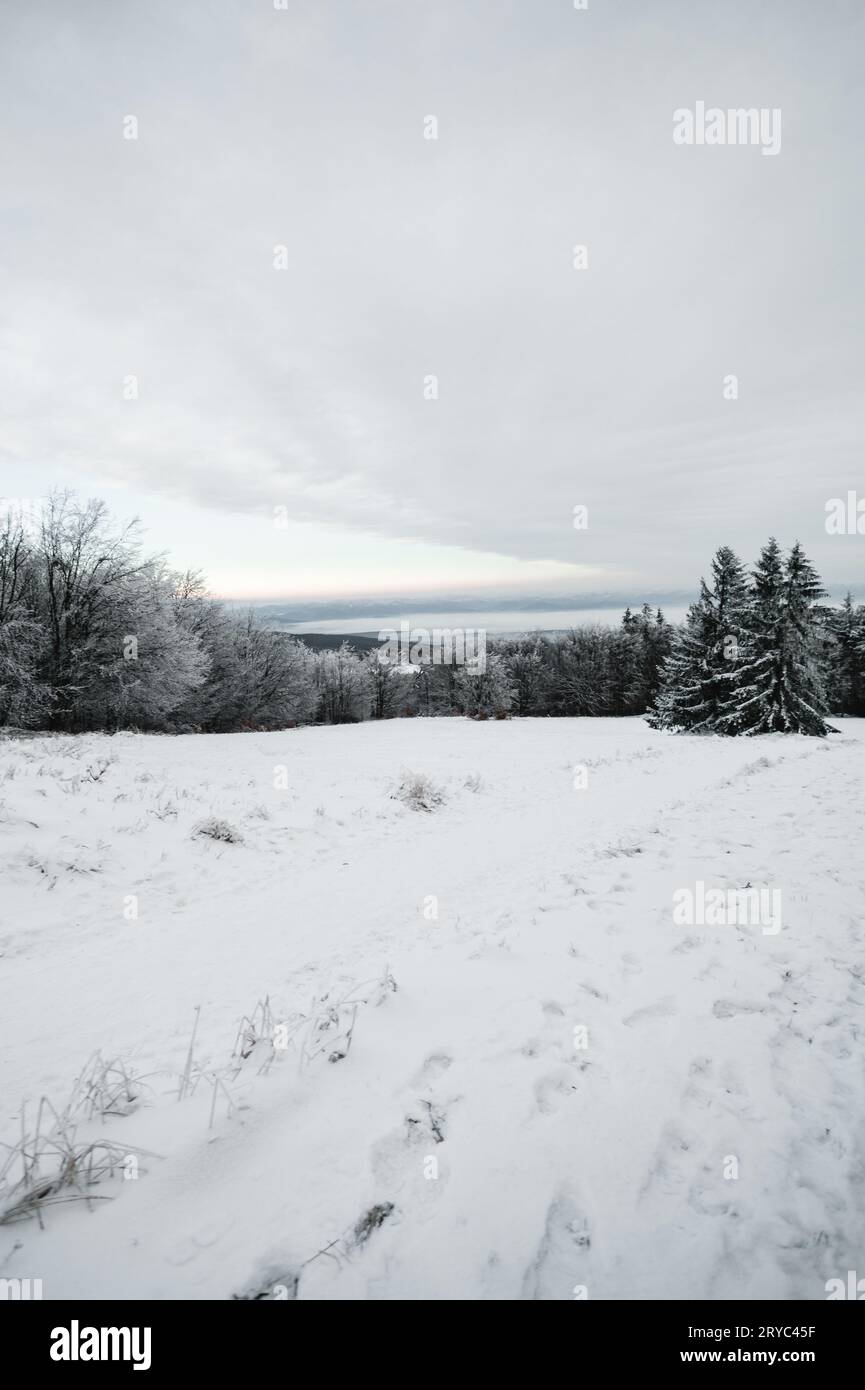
[{"left": 0, "top": 495, "right": 861, "bottom": 733}]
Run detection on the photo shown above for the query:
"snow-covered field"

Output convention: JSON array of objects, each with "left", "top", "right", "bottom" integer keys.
[{"left": 1, "top": 717, "right": 863, "bottom": 1300}]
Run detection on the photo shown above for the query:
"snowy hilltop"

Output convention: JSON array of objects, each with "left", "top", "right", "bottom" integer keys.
[{"left": 1, "top": 716, "right": 863, "bottom": 1299}]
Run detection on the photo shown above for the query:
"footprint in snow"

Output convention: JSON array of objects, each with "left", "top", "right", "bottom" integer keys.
[
  {"left": 623, "top": 996, "right": 678, "bottom": 1027},
  {"left": 521, "top": 1189, "right": 592, "bottom": 1300},
  {"left": 671, "top": 933, "right": 705, "bottom": 954},
  {"left": 682, "top": 1056, "right": 717, "bottom": 1113},
  {"left": 712, "top": 999, "right": 767, "bottom": 1020},
  {"left": 533, "top": 1068, "right": 579, "bottom": 1115},
  {"left": 410, "top": 1051, "right": 453, "bottom": 1087},
  {"left": 640, "top": 1120, "right": 702, "bottom": 1199},
  {"left": 619, "top": 951, "right": 644, "bottom": 978},
  {"left": 369, "top": 1113, "right": 449, "bottom": 1210}
]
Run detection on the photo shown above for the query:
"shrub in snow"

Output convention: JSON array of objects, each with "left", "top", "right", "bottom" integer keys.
[
  {"left": 191, "top": 816, "right": 244, "bottom": 844},
  {"left": 392, "top": 771, "right": 446, "bottom": 811}
]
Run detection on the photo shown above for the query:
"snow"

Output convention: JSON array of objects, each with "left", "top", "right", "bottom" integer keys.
[{"left": 1, "top": 716, "right": 863, "bottom": 1300}]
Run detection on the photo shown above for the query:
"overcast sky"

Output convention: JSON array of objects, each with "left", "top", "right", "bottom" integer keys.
[{"left": 1, "top": 0, "right": 862, "bottom": 604}]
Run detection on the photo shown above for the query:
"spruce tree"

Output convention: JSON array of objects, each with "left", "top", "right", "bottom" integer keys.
[
  {"left": 649, "top": 547, "right": 749, "bottom": 731},
  {"left": 627, "top": 605, "right": 673, "bottom": 711},
  {"left": 719, "top": 540, "right": 833, "bottom": 735},
  {"left": 646, "top": 594, "right": 713, "bottom": 730},
  {"left": 608, "top": 615, "right": 641, "bottom": 714},
  {"left": 825, "top": 593, "right": 865, "bottom": 715}
]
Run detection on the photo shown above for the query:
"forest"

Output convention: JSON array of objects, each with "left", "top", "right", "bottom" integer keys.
[{"left": 1, "top": 494, "right": 862, "bottom": 735}]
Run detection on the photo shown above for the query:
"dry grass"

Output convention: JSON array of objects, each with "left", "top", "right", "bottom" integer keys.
[
  {"left": 1, "top": 966, "right": 397, "bottom": 1225},
  {"left": 191, "top": 816, "right": 244, "bottom": 844},
  {"left": 0, "top": 1093, "right": 148, "bottom": 1228}
]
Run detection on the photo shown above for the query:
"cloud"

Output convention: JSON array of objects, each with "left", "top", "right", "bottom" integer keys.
[{"left": 1, "top": 0, "right": 863, "bottom": 598}]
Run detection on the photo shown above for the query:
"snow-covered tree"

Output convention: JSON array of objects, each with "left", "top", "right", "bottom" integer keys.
[
  {"left": 498, "top": 636, "right": 547, "bottom": 716},
  {"left": 627, "top": 605, "right": 674, "bottom": 712},
  {"left": 205, "top": 618, "right": 315, "bottom": 731},
  {"left": 0, "top": 509, "right": 50, "bottom": 725},
  {"left": 544, "top": 626, "right": 613, "bottom": 715},
  {"left": 650, "top": 547, "right": 749, "bottom": 731},
  {"left": 313, "top": 643, "right": 371, "bottom": 724},
  {"left": 453, "top": 652, "right": 514, "bottom": 717},
  {"left": 718, "top": 540, "right": 833, "bottom": 735},
  {"left": 364, "top": 647, "right": 404, "bottom": 719},
  {"left": 824, "top": 592, "right": 865, "bottom": 716},
  {"left": 27, "top": 493, "right": 209, "bottom": 730},
  {"left": 79, "top": 568, "right": 210, "bottom": 730},
  {"left": 647, "top": 596, "right": 715, "bottom": 731}
]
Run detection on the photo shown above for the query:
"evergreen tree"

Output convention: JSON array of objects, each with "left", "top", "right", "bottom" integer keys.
[
  {"left": 719, "top": 540, "right": 833, "bottom": 735},
  {"left": 647, "top": 594, "right": 714, "bottom": 731},
  {"left": 626, "top": 605, "right": 673, "bottom": 711},
  {"left": 649, "top": 547, "right": 749, "bottom": 731},
  {"left": 824, "top": 593, "right": 865, "bottom": 715},
  {"left": 607, "top": 626, "right": 641, "bottom": 715}
]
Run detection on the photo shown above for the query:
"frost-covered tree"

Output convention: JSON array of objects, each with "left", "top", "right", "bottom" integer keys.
[
  {"left": 28, "top": 493, "right": 208, "bottom": 730},
  {"left": 206, "top": 618, "right": 315, "bottom": 731},
  {"left": 0, "top": 509, "right": 50, "bottom": 725},
  {"left": 453, "top": 652, "right": 514, "bottom": 716},
  {"left": 626, "top": 605, "right": 674, "bottom": 712},
  {"left": 364, "top": 647, "right": 404, "bottom": 719},
  {"left": 647, "top": 597, "right": 714, "bottom": 732},
  {"left": 313, "top": 643, "right": 371, "bottom": 724},
  {"left": 170, "top": 576, "right": 316, "bottom": 731},
  {"left": 718, "top": 540, "right": 832, "bottom": 736},
  {"left": 650, "top": 547, "right": 749, "bottom": 731},
  {"left": 421, "top": 660, "right": 463, "bottom": 716},
  {"left": 824, "top": 592, "right": 865, "bottom": 716},
  {"left": 79, "top": 569, "right": 210, "bottom": 730},
  {"left": 545, "top": 626, "right": 614, "bottom": 715},
  {"left": 606, "top": 623, "right": 640, "bottom": 716},
  {"left": 497, "top": 636, "right": 547, "bottom": 716}
]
